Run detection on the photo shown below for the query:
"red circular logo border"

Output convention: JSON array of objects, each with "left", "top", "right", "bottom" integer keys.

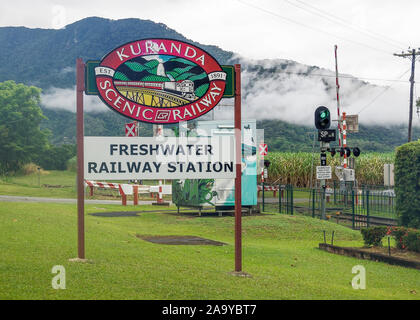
[{"left": 95, "top": 38, "right": 226, "bottom": 124}]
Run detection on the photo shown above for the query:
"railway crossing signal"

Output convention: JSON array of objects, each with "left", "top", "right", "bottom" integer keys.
[
  {"left": 313, "top": 106, "right": 361, "bottom": 221},
  {"left": 315, "top": 106, "right": 331, "bottom": 130},
  {"left": 314, "top": 106, "right": 332, "bottom": 221},
  {"left": 339, "top": 147, "right": 361, "bottom": 158}
]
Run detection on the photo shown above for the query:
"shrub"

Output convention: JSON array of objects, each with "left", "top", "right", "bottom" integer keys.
[
  {"left": 387, "top": 226, "right": 420, "bottom": 252},
  {"left": 387, "top": 226, "right": 408, "bottom": 249},
  {"left": 394, "top": 141, "right": 420, "bottom": 228},
  {"left": 66, "top": 156, "right": 77, "bottom": 172},
  {"left": 35, "top": 144, "right": 76, "bottom": 171},
  {"left": 18, "top": 163, "right": 40, "bottom": 175},
  {"left": 361, "top": 226, "right": 388, "bottom": 247},
  {"left": 406, "top": 230, "right": 420, "bottom": 252}
]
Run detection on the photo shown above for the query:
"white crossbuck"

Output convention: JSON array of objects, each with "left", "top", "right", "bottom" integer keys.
[{"left": 125, "top": 123, "right": 137, "bottom": 137}]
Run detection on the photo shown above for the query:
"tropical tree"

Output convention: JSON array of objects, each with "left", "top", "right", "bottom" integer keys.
[{"left": 0, "top": 81, "right": 49, "bottom": 174}]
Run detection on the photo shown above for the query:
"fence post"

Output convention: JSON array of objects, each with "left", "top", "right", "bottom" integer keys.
[
  {"left": 312, "top": 188, "right": 315, "bottom": 218},
  {"left": 362, "top": 186, "right": 365, "bottom": 209},
  {"left": 291, "top": 185, "right": 294, "bottom": 215},
  {"left": 262, "top": 182, "right": 265, "bottom": 212},
  {"left": 366, "top": 190, "right": 370, "bottom": 227},
  {"left": 352, "top": 190, "right": 355, "bottom": 229},
  {"left": 133, "top": 185, "right": 138, "bottom": 206},
  {"left": 333, "top": 180, "right": 337, "bottom": 204},
  {"left": 278, "top": 184, "right": 281, "bottom": 214}
]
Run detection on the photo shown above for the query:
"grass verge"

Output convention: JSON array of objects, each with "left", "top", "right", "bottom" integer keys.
[{"left": 0, "top": 202, "right": 418, "bottom": 300}]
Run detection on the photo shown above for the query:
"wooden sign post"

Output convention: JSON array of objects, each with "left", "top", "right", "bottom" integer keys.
[
  {"left": 234, "top": 64, "right": 242, "bottom": 273},
  {"left": 74, "top": 42, "right": 242, "bottom": 272},
  {"left": 76, "top": 58, "right": 85, "bottom": 260}
]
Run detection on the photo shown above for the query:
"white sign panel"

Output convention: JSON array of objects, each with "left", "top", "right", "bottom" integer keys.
[
  {"left": 384, "top": 164, "right": 394, "bottom": 187},
  {"left": 84, "top": 136, "right": 236, "bottom": 180},
  {"left": 344, "top": 168, "right": 355, "bottom": 182},
  {"left": 316, "top": 166, "right": 332, "bottom": 180}
]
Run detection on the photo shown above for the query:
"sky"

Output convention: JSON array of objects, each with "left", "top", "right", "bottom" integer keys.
[{"left": 1, "top": 0, "right": 420, "bottom": 125}]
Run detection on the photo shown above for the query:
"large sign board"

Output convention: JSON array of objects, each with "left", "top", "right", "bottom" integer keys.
[
  {"left": 85, "top": 136, "right": 236, "bottom": 180},
  {"left": 93, "top": 39, "right": 227, "bottom": 124}
]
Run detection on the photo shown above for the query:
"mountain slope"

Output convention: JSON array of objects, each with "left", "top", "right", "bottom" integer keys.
[
  {"left": 0, "top": 17, "right": 416, "bottom": 152},
  {"left": 0, "top": 17, "right": 233, "bottom": 89}
]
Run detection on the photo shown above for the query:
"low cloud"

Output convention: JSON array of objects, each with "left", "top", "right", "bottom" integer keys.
[
  {"left": 41, "top": 86, "right": 107, "bottom": 113},
  {"left": 41, "top": 57, "right": 411, "bottom": 126},
  {"left": 234, "top": 56, "right": 410, "bottom": 125}
]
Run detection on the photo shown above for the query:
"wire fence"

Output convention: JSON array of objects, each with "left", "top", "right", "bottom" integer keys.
[{"left": 258, "top": 182, "right": 398, "bottom": 229}]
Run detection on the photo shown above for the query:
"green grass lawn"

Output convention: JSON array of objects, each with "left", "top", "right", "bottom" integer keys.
[
  {"left": 0, "top": 170, "right": 77, "bottom": 198},
  {"left": 0, "top": 171, "right": 171, "bottom": 201},
  {"left": 0, "top": 201, "right": 418, "bottom": 300}
]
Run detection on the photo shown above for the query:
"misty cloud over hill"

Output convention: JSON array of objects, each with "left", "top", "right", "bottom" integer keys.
[{"left": 0, "top": 16, "right": 417, "bottom": 149}]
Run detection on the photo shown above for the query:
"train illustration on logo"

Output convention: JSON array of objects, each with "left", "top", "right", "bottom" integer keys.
[{"left": 114, "top": 80, "right": 197, "bottom": 101}]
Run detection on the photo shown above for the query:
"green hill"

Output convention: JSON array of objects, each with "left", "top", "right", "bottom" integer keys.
[
  {"left": 0, "top": 17, "right": 233, "bottom": 89},
  {"left": 0, "top": 17, "right": 416, "bottom": 153},
  {"left": 260, "top": 119, "right": 420, "bottom": 153}
]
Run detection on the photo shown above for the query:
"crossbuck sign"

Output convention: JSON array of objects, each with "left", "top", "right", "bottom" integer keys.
[
  {"left": 125, "top": 122, "right": 138, "bottom": 137},
  {"left": 259, "top": 143, "right": 268, "bottom": 156}
]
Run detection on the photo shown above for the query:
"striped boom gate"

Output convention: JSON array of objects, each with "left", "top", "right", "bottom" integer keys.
[
  {"left": 258, "top": 185, "right": 279, "bottom": 197},
  {"left": 84, "top": 180, "right": 171, "bottom": 206}
]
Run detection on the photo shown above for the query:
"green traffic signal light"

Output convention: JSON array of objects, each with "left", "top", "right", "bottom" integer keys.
[{"left": 315, "top": 106, "right": 331, "bottom": 130}]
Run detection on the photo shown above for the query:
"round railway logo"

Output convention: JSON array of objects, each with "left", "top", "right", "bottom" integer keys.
[{"left": 95, "top": 39, "right": 227, "bottom": 124}]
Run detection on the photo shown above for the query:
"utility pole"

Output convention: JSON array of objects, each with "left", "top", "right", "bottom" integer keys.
[{"left": 394, "top": 48, "right": 420, "bottom": 142}]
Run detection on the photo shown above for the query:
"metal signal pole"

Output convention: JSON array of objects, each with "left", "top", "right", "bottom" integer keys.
[{"left": 394, "top": 48, "right": 420, "bottom": 142}]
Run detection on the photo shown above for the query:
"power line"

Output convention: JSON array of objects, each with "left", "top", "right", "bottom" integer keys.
[
  {"left": 357, "top": 67, "right": 412, "bottom": 115},
  {"left": 288, "top": 0, "right": 408, "bottom": 50},
  {"left": 276, "top": 70, "right": 409, "bottom": 83},
  {"left": 236, "top": 0, "right": 393, "bottom": 56},
  {"left": 394, "top": 49, "right": 420, "bottom": 141}
]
